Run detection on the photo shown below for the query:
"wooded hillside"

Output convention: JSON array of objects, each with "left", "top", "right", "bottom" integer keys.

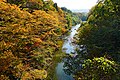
[
  {"left": 0, "top": 0, "right": 69, "bottom": 79},
  {"left": 76, "top": 0, "right": 120, "bottom": 79}
]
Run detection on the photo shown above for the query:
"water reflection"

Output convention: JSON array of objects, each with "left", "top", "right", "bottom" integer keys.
[
  {"left": 63, "top": 54, "right": 82, "bottom": 75},
  {"left": 62, "top": 45, "right": 88, "bottom": 79},
  {"left": 62, "top": 24, "right": 80, "bottom": 54},
  {"left": 56, "top": 63, "right": 74, "bottom": 80},
  {"left": 56, "top": 24, "right": 81, "bottom": 80}
]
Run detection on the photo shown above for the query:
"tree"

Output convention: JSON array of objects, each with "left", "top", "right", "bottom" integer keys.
[
  {"left": 0, "top": 0, "right": 68, "bottom": 79},
  {"left": 75, "top": 0, "right": 120, "bottom": 79},
  {"left": 77, "top": 0, "right": 120, "bottom": 61},
  {"left": 75, "top": 57, "right": 120, "bottom": 80}
]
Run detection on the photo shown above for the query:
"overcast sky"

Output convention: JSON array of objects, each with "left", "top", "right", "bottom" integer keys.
[{"left": 52, "top": 0, "right": 98, "bottom": 10}]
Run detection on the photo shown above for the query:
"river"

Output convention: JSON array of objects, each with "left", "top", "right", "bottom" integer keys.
[{"left": 56, "top": 24, "right": 81, "bottom": 80}]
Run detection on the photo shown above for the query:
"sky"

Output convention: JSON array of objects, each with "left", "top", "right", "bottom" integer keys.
[{"left": 52, "top": 0, "right": 98, "bottom": 10}]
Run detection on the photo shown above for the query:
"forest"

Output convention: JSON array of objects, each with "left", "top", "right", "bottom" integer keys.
[
  {"left": 0, "top": 0, "right": 83, "bottom": 79},
  {"left": 0, "top": 0, "right": 120, "bottom": 80},
  {"left": 63, "top": 0, "right": 120, "bottom": 80}
]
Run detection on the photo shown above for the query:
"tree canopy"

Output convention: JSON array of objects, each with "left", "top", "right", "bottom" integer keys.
[
  {"left": 63, "top": 0, "right": 120, "bottom": 80},
  {"left": 0, "top": 0, "right": 69, "bottom": 79}
]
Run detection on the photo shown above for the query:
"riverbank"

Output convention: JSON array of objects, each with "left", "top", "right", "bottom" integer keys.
[
  {"left": 56, "top": 24, "right": 81, "bottom": 80},
  {"left": 46, "top": 40, "right": 66, "bottom": 80}
]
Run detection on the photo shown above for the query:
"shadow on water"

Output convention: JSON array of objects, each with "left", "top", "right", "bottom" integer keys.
[{"left": 56, "top": 24, "right": 81, "bottom": 80}]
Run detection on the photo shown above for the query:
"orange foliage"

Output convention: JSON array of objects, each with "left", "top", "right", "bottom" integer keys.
[{"left": 0, "top": 0, "right": 68, "bottom": 79}]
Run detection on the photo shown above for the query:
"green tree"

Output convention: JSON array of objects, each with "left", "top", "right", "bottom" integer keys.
[
  {"left": 75, "top": 57, "right": 120, "bottom": 80},
  {"left": 75, "top": 0, "right": 120, "bottom": 79},
  {"left": 77, "top": 0, "right": 120, "bottom": 61}
]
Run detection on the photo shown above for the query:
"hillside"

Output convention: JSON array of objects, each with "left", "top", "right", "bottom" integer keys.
[
  {"left": 0, "top": 0, "right": 70, "bottom": 79},
  {"left": 65, "top": 0, "right": 120, "bottom": 79},
  {"left": 61, "top": 7, "right": 88, "bottom": 26},
  {"left": 71, "top": 9, "right": 89, "bottom": 13}
]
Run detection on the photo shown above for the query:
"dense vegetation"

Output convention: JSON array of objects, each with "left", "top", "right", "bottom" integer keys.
[
  {"left": 61, "top": 7, "right": 87, "bottom": 26},
  {"left": 1, "top": 0, "right": 120, "bottom": 80},
  {"left": 63, "top": 0, "right": 120, "bottom": 80},
  {"left": 0, "top": 0, "right": 71, "bottom": 79},
  {"left": 78, "top": 0, "right": 120, "bottom": 61}
]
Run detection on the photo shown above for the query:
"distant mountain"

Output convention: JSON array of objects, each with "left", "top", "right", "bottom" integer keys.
[{"left": 71, "top": 9, "right": 90, "bottom": 13}]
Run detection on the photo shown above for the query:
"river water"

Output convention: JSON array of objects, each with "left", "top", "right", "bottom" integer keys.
[{"left": 56, "top": 24, "right": 81, "bottom": 80}]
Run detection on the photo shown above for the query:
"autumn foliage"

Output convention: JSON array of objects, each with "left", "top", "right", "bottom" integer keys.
[{"left": 0, "top": 0, "right": 68, "bottom": 79}]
